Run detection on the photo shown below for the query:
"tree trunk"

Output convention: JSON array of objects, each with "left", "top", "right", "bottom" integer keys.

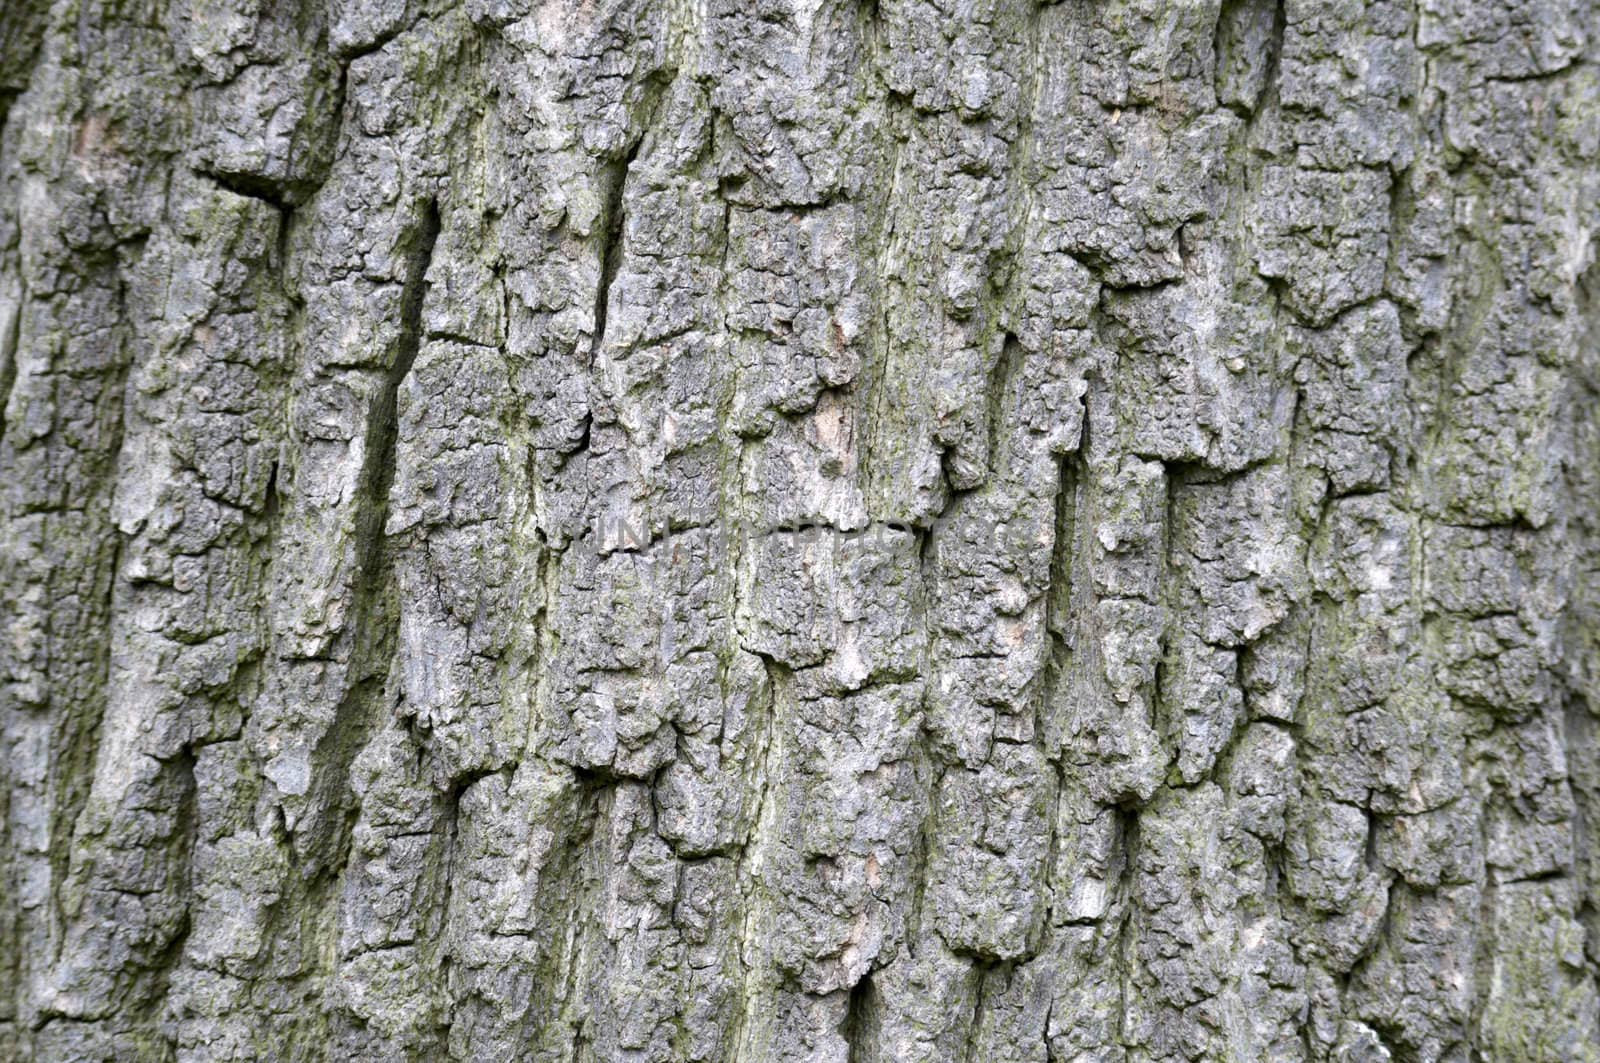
[{"left": 3, "top": 0, "right": 1600, "bottom": 1058}]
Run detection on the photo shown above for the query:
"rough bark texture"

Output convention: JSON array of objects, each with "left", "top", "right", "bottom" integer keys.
[{"left": 3, "top": 0, "right": 1600, "bottom": 1059}]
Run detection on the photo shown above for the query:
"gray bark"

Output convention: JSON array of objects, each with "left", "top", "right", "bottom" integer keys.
[{"left": 2, "top": 0, "right": 1600, "bottom": 1058}]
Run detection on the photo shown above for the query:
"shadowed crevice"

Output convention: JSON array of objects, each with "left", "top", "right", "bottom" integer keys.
[
  {"left": 591, "top": 148, "right": 634, "bottom": 362},
  {"left": 365, "top": 197, "right": 442, "bottom": 542},
  {"left": 0, "top": 280, "right": 22, "bottom": 447},
  {"left": 1213, "top": 0, "right": 1286, "bottom": 115},
  {"left": 843, "top": 970, "right": 878, "bottom": 1062},
  {"left": 300, "top": 197, "right": 439, "bottom": 877}
]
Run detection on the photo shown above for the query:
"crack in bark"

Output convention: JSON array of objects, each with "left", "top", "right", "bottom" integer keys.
[
  {"left": 300, "top": 197, "right": 438, "bottom": 878},
  {"left": 0, "top": 278, "right": 21, "bottom": 447}
]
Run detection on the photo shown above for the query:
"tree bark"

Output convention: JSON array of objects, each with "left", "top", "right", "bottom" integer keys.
[{"left": 3, "top": 0, "right": 1600, "bottom": 1058}]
